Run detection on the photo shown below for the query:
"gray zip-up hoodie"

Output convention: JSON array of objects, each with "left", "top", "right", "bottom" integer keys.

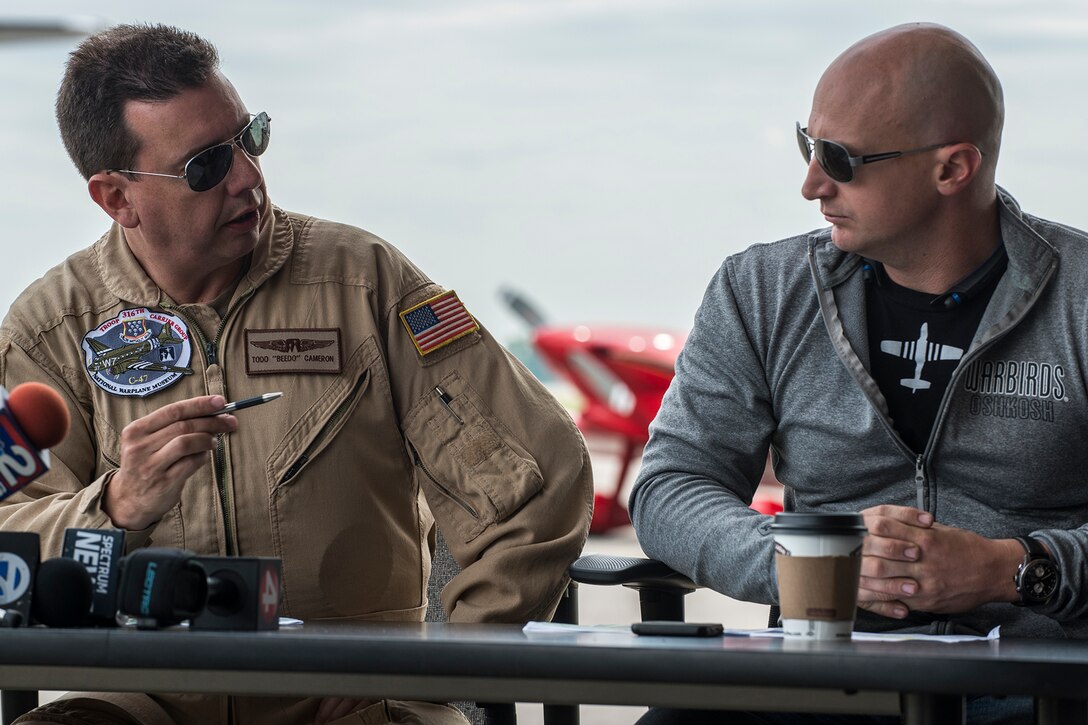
[{"left": 630, "top": 188, "right": 1088, "bottom": 638}]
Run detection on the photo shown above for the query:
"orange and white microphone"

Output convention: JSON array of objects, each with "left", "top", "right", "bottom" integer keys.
[{"left": 0, "top": 382, "right": 70, "bottom": 500}]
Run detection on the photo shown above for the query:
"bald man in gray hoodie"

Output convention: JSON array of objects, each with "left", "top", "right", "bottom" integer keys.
[{"left": 631, "top": 23, "right": 1086, "bottom": 724}]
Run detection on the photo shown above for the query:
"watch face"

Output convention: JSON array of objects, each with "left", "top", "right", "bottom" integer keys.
[{"left": 1021, "top": 559, "right": 1060, "bottom": 603}]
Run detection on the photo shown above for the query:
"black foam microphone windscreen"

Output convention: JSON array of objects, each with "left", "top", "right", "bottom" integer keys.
[
  {"left": 117, "top": 548, "right": 207, "bottom": 629},
  {"left": 33, "top": 557, "right": 93, "bottom": 627}
]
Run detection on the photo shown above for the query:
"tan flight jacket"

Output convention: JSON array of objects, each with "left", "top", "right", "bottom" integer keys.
[{"left": 0, "top": 206, "right": 592, "bottom": 723}]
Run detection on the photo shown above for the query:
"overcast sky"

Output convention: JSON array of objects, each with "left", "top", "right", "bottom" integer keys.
[{"left": 4, "top": 1, "right": 1088, "bottom": 343}]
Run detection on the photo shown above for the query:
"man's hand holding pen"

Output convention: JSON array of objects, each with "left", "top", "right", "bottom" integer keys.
[{"left": 103, "top": 392, "right": 282, "bottom": 530}]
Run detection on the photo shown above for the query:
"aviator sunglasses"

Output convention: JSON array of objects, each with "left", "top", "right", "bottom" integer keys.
[
  {"left": 795, "top": 122, "right": 954, "bottom": 183},
  {"left": 109, "top": 112, "right": 271, "bottom": 192}
]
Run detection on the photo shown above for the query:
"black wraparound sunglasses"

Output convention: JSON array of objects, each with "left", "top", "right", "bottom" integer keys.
[
  {"left": 796, "top": 122, "right": 954, "bottom": 183},
  {"left": 109, "top": 112, "right": 271, "bottom": 192}
]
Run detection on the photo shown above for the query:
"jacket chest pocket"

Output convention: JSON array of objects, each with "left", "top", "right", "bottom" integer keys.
[
  {"left": 403, "top": 371, "right": 544, "bottom": 542},
  {"left": 266, "top": 337, "right": 418, "bottom": 618},
  {"left": 267, "top": 340, "right": 380, "bottom": 489}
]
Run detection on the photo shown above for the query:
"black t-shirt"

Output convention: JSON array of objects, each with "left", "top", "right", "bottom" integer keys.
[{"left": 865, "top": 249, "right": 1007, "bottom": 453}]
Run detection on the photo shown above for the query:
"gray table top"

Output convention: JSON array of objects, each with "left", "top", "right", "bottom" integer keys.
[{"left": 0, "top": 622, "right": 1084, "bottom": 708}]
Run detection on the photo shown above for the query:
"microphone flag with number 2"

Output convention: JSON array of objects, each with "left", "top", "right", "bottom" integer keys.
[{"left": 0, "top": 386, "right": 53, "bottom": 500}]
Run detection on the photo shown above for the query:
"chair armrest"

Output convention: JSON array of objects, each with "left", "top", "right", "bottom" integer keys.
[
  {"left": 569, "top": 554, "right": 697, "bottom": 590},
  {"left": 568, "top": 555, "right": 697, "bottom": 622}
]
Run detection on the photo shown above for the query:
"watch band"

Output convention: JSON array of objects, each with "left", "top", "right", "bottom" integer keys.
[
  {"left": 1014, "top": 535, "right": 1059, "bottom": 606},
  {"left": 1015, "top": 535, "right": 1048, "bottom": 559}
]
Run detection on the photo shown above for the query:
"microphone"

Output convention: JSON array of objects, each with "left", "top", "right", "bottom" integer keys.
[
  {"left": 62, "top": 528, "right": 125, "bottom": 624},
  {"left": 115, "top": 549, "right": 282, "bottom": 630},
  {"left": 191, "top": 556, "right": 281, "bottom": 631},
  {"left": 32, "top": 557, "right": 93, "bottom": 627},
  {"left": 116, "top": 548, "right": 208, "bottom": 629},
  {"left": 0, "top": 531, "right": 94, "bottom": 627},
  {"left": 0, "top": 382, "right": 70, "bottom": 500},
  {"left": 0, "top": 532, "right": 40, "bottom": 626}
]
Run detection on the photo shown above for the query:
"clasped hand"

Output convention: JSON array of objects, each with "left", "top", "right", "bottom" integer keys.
[{"left": 857, "top": 504, "right": 1021, "bottom": 619}]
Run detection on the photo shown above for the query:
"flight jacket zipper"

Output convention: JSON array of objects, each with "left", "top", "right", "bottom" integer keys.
[{"left": 161, "top": 286, "right": 255, "bottom": 556}]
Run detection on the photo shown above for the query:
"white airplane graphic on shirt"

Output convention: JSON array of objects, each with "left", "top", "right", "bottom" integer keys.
[{"left": 879, "top": 323, "right": 964, "bottom": 393}]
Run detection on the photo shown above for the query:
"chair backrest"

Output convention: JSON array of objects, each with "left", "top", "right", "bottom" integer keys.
[
  {"left": 427, "top": 529, "right": 494, "bottom": 725},
  {"left": 427, "top": 529, "right": 577, "bottom": 725},
  {"left": 425, "top": 528, "right": 460, "bottom": 624}
]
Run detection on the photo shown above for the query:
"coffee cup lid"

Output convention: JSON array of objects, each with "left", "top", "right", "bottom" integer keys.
[{"left": 770, "top": 512, "right": 867, "bottom": 534}]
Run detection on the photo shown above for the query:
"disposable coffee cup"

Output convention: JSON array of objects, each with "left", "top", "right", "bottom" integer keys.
[{"left": 771, "top": 512, "right": 867, "bottom": 640}]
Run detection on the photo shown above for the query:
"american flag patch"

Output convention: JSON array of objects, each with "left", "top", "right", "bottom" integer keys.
[{"left": 399, "top": 291, "right": 480, "bottom": 356}]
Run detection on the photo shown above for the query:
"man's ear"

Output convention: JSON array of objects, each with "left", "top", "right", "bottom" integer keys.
[
  {"left": 87, "top": 172, "right": 139, "bottom": 228},
  {"left": 934, "top": 143, "right": 983, "bottom": 197}
]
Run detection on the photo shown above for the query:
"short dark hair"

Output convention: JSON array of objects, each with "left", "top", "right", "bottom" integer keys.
[{"left": 55, "top": 23, "right": 220, "bottom": 179}]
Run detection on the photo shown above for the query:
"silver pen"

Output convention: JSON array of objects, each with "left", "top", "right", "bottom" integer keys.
[{"left": 208, "top": 391, "right": 283, "bottom": 416}]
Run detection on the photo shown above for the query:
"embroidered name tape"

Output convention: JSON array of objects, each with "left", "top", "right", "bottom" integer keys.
[
  {"left": 245, "top": 329, "right": 342, "bottom": 375},
  {"left": 399, "top": 291, "right": 479, "bottom": 357}
]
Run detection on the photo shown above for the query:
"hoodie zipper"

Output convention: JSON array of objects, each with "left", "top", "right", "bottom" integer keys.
[
  {"left": 915, "top": 254, "right": 1058, "bottom": 510},
  {"left": 811, "top": 244, "right": 1058, "bottom": 515},
  {"left": 914, "top": 456, "right": 926, "bottom": 511}
]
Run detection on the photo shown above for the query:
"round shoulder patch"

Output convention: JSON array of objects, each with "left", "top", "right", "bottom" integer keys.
[{"left": 82, "top": 308, "right": 194, "bottom": 398}]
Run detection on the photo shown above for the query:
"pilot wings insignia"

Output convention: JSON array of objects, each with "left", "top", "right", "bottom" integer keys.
[
  {"left": 251, "top": 338, "right": 336, "bottom": 354},
  {"left": 245, "top": 328, "right": 342, "bottom": 375}
]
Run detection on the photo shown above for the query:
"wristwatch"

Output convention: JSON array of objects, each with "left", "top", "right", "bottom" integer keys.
[{"left": 1013, "top": 536, "right": 1060, "bottom": 606}]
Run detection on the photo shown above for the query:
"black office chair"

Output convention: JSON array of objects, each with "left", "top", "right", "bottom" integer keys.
[
  {"left": 567, "top": 553, "right": 780, "bottom": 626},
  {"left": 566, "top": 554, "right": 696, "bottom": 623},
  {"left": 428, "top": 529, "right": 579, "bottom": 725}
]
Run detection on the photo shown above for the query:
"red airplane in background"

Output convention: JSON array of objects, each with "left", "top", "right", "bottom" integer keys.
[{"left": 502, "top": 289, "right": 782, "bottom": 534}]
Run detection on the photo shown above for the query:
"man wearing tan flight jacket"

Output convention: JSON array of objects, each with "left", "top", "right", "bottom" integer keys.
[{"left": 0, "top": 23, "right": 592, "bottom": 725}]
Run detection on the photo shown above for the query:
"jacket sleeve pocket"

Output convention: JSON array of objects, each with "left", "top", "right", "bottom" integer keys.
[{"left": 403, "top": 371, "right": 543, "bottom": 542}]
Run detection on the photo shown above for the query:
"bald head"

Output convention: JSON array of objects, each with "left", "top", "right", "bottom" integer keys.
[{"left": 814, "top": 23, "right": 1003, "bottom": 174}]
